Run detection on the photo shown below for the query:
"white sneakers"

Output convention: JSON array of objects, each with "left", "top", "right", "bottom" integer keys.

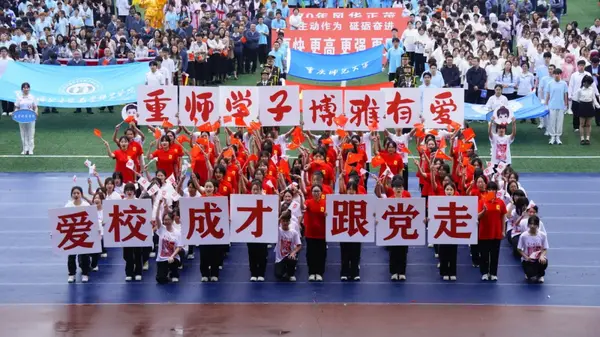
[
  {"left": 490, "top": 275, "right": 498, "bottom": 281},
  {"left": 481, "top": 274, "right": 489, "bottom": 281},
  {"left": 149, "top": 252, "right": 156, "bottom": 258},
  {"left": 67, "top": 275, "right": 75, "bottom": 283},
  {"left": 481, "top": 274, "right": 498, "bottom": 281},
  {"left": 125, "top": 276, "right": 132, "bottom": 282},
  {"left": 187, "top": 254, "right": 195, "bottom": 260},
  {"left": 555, "top": 137, "right": 562, "bottom": 145},
  {"left": 391, "top": 274, "right": 398, "bottom": 280},
  {"left": 171, "top": 277, "right": 179, "bottom": 283},
  {"left": 549, "top": 136, "right": 555, "bottom": 145},
  {"left": 353, "top": 276, "right": 360, "bottom": 281},
  {"left": 340, "top": 276, "right": 348, "bottom": 281},
  {"left": 398, "top": 274, "right": 406, "bottom": 281},
  {"left": 100, "top": 253, "right": 108, "bottom": 258},
  {"left": 289, "top": 276, "right": 296, "bottom": 282},
  {"left": 250, "top": 276, "right": 257, "bottom": 282},
  {"left": 201, "top": 277, "right": 209, "bottom": 282},
  {"left": 450, "top": 276, "right": 457, "bottom": 281},
  {"left": 443, "top": 276, "right": 449, "bottom": 281},
  {"left": 210, "top": 276, "right": 219, "bottom": 282},
  {"left": 257, "top": 276, "right": 265, "bottom": 282},
  {"left": 538, "top": 276, "right": 544, "bottom": 283},
  {"left": 315, "top": 275, "right": 323, "bottom": 282},
  {"left": 92, "top": 266, "right": 99, "bottom": 272},
  {"left": 134, "top": 275, "right": 142, "bottom": 281},
  {"left": 308, "top": 274, "right": 316, "bottom": 281},
  {"left": 143, "top": 262, "right": 149, "bottom": 271}
]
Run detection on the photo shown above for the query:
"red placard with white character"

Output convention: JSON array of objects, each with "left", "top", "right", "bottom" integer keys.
[
  {"left": 49, "top": 206, "right": 102, "bottom": 256},
  {"left": 381, "top": 88, "right": 421, "bottom": 129},
  {"left": 230, "top": 194, "right": 279, "bottom": 243},
  {"left": 102, "top": 199, "right": 153, "bottom": 247},
  {"left": 179, "top": 196, "right": 230, "bottom": 245},
  {"left": 219, "top": 86, "right": 259, "bottom": 127},
  {"left": 178, "top": 86, "right": 219, "bottom": 126},
  {"left": 427, "top": 196, "right": 478, "bottom": 245},
  {"left": 326, "top": 194, "right": 376, "bottom": 243},
  {"left": 422, "top": 88, "right": 465, "bottom": 129},
  {"left": 343, "top": 90, "right": 385, "bottom": 131},
  {"left": 258, "top": 86, "right": 300, "bottom": 126},
  {"left": 301, "top": 89, "right": 343, "bottom": 131},
  {"left": 375, "top": 198, "right": 426, "bottom": 246},
  {"left": 136, "top": 85, "right": 178, "bottom": 126}
]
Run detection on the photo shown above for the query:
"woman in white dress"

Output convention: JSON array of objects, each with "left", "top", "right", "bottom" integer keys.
[{"left": 14, "top": 82, "right": 38, "bottom": 155}]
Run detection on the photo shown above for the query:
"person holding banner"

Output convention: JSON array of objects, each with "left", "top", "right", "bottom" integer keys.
[
  {"left": 303, "top": 185, "right": 327, "bottom": 282},
  {"left": 14, "top": 82, "right": 38, "bottom": 155},
  {"left": 517, "top": 215, "right": 549, "bottom": 283},
  {"left": 65, "top": 186, "right": 92, "bottom": 283},
  {"left": 477, "top": 181, "right": 507, "bottom": 281},
  {"left": 243, "top": 180, "right": 269, "bottom": 282},
  {"left": 433, "top": 180, "right": 460, "bottom": 281},
  {"left": 338, "top": 180, "right": 363, "bottom": 281}
]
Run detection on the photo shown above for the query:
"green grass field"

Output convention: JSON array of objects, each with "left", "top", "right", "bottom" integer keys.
[{"left": 0, "top": 7, "right": 597, "bottom": 173}]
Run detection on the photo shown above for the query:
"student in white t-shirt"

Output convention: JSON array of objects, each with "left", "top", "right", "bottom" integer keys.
[
  {"left": 65, "top": 186, "right": 92, "bottom": 283},
  {"left": 274, "top": 211, "right": 302, "bottom": 282},
  {"left": 15, "top": 82, "right": 38, "bottom": 155},
  {"left": 517, "top": 215, "right": 549, "bottom": 283},
  {"left": 90, "top": 190, "right": 107, "bottom": 272},
  {"left": 488, "top": 115, "right": 516, "bottom": 166},
  {"left": 145, "top": 60, "right": 166, "bottom": 86},
  {"left": 153, "top": 201, "right": 183, "bottom": 284}
]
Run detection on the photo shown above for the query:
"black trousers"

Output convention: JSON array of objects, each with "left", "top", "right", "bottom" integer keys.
[
  {"left": 156, "top": 259, "right": 180, "bottom": 284},
  {"left": 199, "top": 245, "right": 224, "bottom": 277},
  {"left": 305, "top": 238, "right": 327, "bottom": 276},
  {"left": 123, "top": 247, "right": 144, "bottom": 277},
  {"left": 414, "top": 53, "right": 426, "bottom": 76},
  {"left": 340, "top": 242, "right": 361, "bottom": 278},
  {"left": 572, "top": 101, "right": 580, "bottom": 130},
  {"left": 478, "top": 239, "right": 501, "bottom": 276},
  {"left": 522, "top": 260, "right": 548, "bottom": 278},
  {"left": 68, "top": 254, "right": 90, "bottom": 276},
  {"left": 363, "top": 163, "right": 370, "bottom": 189},
  {"left": 244, "top": 48, "right": 258, "bottom": 73},
  {"left": 470, "top": 244, "right": 480, "bottom": 265},
  {"left": 402, "top": 163, "right": 409, "bottom": 191},
  {"left": 439, "top": 244, "right": 457, "bottom": 276},
  {"left": 388, "top": 245, "right": 408, "bottom": 275},
  {"left": 90, "top": 239, "right": 105, "bottom": 268},
  {"left": 235, "top": 52, "right": 244, "bottom": 74},
  {"left": 247, "top": 243, "right": 268, "bottom": 277},
  {"left": 405, "top": 51, "right": 415, "bottom": 67},
  {"left": 275, "top": 256, "right": 298, "bottom": 280},
  {"left": 466, "top": 89, "right": 484, "bottom": 104},
  {"left": 1, "top": 100, "right": 14, "bottom": 116},
  {"left": 257, "top": 44, "right": 268, "bottom": 66}
]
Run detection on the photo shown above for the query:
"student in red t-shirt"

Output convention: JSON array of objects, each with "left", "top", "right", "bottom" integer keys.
[
  {"left": 303, "top": 184, "right": 327, "bottom": 282},
  {"left": 149, "top": 136, "right": 179, "bottom": 179},
  {"left": 376, "top": 176, "right": 412, "bottom": 281},
  {"left": 102, "top": 136, "right": 136, "bottom": 183},
  {"left": 338, "top": 179, "right": 363, "bottom": 281},
  {"left": 477, "top": 181, "right": 507, "bottom": 281},
  {"left": 374, "top": 137, "right": 404, "bottom": 177}
]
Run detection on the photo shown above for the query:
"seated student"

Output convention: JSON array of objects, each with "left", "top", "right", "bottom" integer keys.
[
  {"left": 274, "top": 211, "right": 302, "bottom": 282},
  {"left": 517, "top": 215, "right": 549, "bottom": 283}
]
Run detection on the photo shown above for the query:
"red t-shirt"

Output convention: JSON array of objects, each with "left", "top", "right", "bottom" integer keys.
[
  {"left": 304, "top": 198, "right": 326, "bottom": 239},
  {"left": 379, "top": 150, "right": 404, "bottom": 176},
  {"left": 152, "top": 148, "right": 178, "bottom": 178},
  {"left": 306, "top": 184, "right": 333, "bottom": 200},
  {"left": 113, "top": 149, "right": 135, "bottom": 183},
  {"left": 417, "top": 171, "right": 431, "bottom": 197},
  {"left": 127, "top": 141, "right": 143, "bottom": 172},
  {"left": 307, "top": 161, "right": 335, "bottom": 188},
  {"left": 478, "top": 198, "right": 507, "bottom": 240},
  {"left": 385, "top": 188, "right": 412, "bottom": 198},
  {"left": 192, "top": 153, "right": 210, "bottom": 185},
  {"left": 217, "top": 179, "right": 233, "bottom": 197}
]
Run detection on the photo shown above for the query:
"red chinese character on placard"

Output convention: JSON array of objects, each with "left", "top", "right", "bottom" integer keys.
[
  {"left": 433, "top": 202, "right": 472, "bottom": 239},
  {"left": 185, "top": 91, "right": 214, "bottom": 123},
  {"left": 429, "top": 91, "right": 457, "bottom": 124},
  {"left": 188, "top": 202, "right": 224, "bottom": 240},
  {"left": 144, "top": 89, "right": 171, "bottom": 123},
  {"left": 331, "top": 200, "right": 369, "bottom": 237},
  {"left": 349, "top": 94, "right": 379, "bottom": 128},
  {"left": 381, "top": 203, "right": 420, "bottom": 241},
  {"left": 386, "top": 92, "right": 415, "bottom": 125},
  {"left": 225, "top": 90, "right": 253, "bottom": 119},
  {"left": 267, "top": 90, "right": 292, "bottom": 122},
  {"left": 236, "top": 199, "right": 273, "bottom": 238},
  {"left": 108, "top": 204, "right": 148, "bottom": 242},
  {"left": 56, "top": 211, "right": 95, "bottom": 250},
  {"left": 309, "top": 94, "right": 337, "bottom": 126}
]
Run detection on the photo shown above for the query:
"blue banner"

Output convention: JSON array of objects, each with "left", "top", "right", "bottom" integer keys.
[
  {"left": 0, "top": 62, "right": 148, "bottom": 108},
  {"left": 465, "top": 94, "right": 549, "bottom": 121},
  {"left": 288, "top": 45, "right": 384, "bottom": 82}
]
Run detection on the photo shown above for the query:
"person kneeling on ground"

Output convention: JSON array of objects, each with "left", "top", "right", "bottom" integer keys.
[
  {"left": 153, "top": 200, "right": 183, "bottom": 284},
  {"left": 517, "top": 215, "right": 549, "bottom": 283},
  {"left": 274, "top": 210, "right": 302, "bottom": 282}
]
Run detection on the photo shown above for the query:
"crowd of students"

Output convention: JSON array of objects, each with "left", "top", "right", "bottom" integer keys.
[{"left": 60, "top": 115, "right": 549, "bottom": 285}]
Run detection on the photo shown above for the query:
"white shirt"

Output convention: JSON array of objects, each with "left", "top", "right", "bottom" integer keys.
[
  {"left": 274, "top": 227, "right": 301, "bottom": 263},
  {"left": 390, "top": 133, "right": 410, "bottom": 164},
  {"left": 490, "top": 133, "right": 514, "bottom": 165},
  {"left": 485, "top": 94, "right": 509, "bottom": 112},
  {"left": 485, "top": 63, "right": 502, "bottom": 90},
  {"left": 574, "top": 87, "right": 600, "bottom": 108},
  {"left": 65, "top": 199, "right": 91, "bottom": 207},
  {"left": 106, "top": 191, "right": 122, "bottom": 200},
  {"left": 569, "top": 71, "right": 593, "bottom": 100},
  {"left": 15, "top": 93, "right": 37, "bottom": 111},
  {"left": 159, "top": 67, "right": 171, "bottom": 85},
  {"left": 516, "top": 72, "right": 535, "bottom": 96},
  {"left": 288, "top": 14, "right": 302, "bottom": 30},
  {"left": 146, "top": 70, "right": 166, "bottom": 86},
  {"left": 401, "top": 28, "right": 417, "bottom": 52},
  {"left": 156, "top": 225, "right": 182, "bottom": 262},
  {"left": 116, "top": 0, "right": 130, "bottom": 16},
  {"left": 517, "top": 230, "right": 549, "bottom": 262}
]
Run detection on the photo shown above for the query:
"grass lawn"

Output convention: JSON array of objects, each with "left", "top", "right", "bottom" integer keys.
[{"left": 0, "top": 5, "right": 597, "bottom": 173}]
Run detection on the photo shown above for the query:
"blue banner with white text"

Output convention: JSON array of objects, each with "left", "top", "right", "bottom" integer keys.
[
  {"left": 464, "top": 93, "right": 549, "bottom": 121},
  {"left": 288, "top": 45, "right": 384, "bottom": 82},
  {"left": 0, "top": 62, "right": 148, "bottom": 108}
]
